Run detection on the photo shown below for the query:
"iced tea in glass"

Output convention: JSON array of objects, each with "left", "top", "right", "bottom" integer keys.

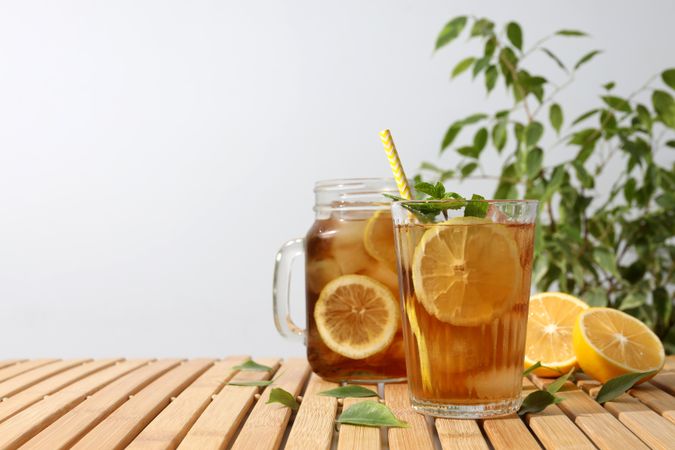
[
  {"left": 274, "top": 178, "right": 406, "bottom": 382},
  {"left": 392, "top": 199, "right": 538, "bottom": 417}
]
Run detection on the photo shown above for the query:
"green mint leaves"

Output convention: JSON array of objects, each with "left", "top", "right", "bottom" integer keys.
[
  {"left": 595, "top": 370, "right": 657, "bottom": 403},
  {"left": 518, "top": 390, "right": 563, "bottom": 415},
  {"left": 522, "top": 362, "right": 542, "bottom": 377},
  {"left": 267, "top": 387, "right": 300, "bottom": 410},
  {"left": 519, "top": 368, "right": 572, "bottom": 415},
  {"left": 231, "top": 359, "right": 273, "bottom": 372},
  {"left": 385, "top": 181, "right": 488, "bottom": 221},
  {"left": 318, "top": 385, "right": 380, "bottom": 398},
  {"left": 336, "top": 401, "right": 408, "bottom": 428}
]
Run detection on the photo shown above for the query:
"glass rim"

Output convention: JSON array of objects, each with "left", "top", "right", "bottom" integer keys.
[
  {"left": 393, "top": 199, "right": 539, "bottom": 205},
  {"left": 314, "top": 177, "right": 397, "bottom": 192}
]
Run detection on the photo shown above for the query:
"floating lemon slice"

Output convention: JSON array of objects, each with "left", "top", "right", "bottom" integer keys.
[
  {"left": 314, "top": 275, "right": 399, "bottom": 359},
  {"left": 573, "top": 308, "right": 665, "bottom": 383},
  {"left": 363, "top": 210, "right": 398, "bottom": 271},
  {"left": 524, "top": 292, "right": 589, "bottom": 377},
  {"left": 411, "top": 217, "right": 521, "bottom": 326}
]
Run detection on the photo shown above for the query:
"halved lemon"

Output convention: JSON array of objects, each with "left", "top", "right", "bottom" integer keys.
[
  {"left": 411, "top": 217, "right": 521, "bottom": 326},
  {"left": 363, "top": 210, "right": 397, "bottom": 271},
  {"left": 524, "top": 292, "right": 589, "bottom": 377},
  {"left": 573, "top": 308, "right": 665, "bottom": 383},
  {"left": 314, "top": 274, "right": 399, "bottom": 359}
]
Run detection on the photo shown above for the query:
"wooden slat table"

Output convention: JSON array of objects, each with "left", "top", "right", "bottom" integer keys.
[{"left": 0, "top": 356, "right": 672, "bottom": 449}]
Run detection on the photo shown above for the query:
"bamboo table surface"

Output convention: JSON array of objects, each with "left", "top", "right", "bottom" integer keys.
[{"left": 0, "top": 356, "right": 673, "bottom": 449}]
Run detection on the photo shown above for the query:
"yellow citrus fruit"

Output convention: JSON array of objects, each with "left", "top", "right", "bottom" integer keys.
[
  {"left": 411, "top": 217, "right": 521, "bottom": 326},
  {"left": 363, "top": 210, "right": 397, "bottom": 271},
  {"left": 314, "top": 274, "right": 399, "bottom": 359},
  {"left": 573, "top": 308, "right": 665, "bottom": 383},
  {"left": 524, "top": 292, "right": 589, "bottom": 377}
]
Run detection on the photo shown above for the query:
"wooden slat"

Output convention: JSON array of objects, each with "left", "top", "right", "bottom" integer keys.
[
  {"left": 554, "top": 386, "right": 649, "bottom": 450},
  {"left": 23, "top": 359, "right": 181, "bottom": 450},
  {"left": 0, "top": 359, "right": 89, "bottom": 398},
  {"left": 0, "top": 360, "right": 149, "bottom": 449},
  {"left": 0, "top": 359, "right": 59, "bottom": 384},
  {"left": 177, "top": 358, "right": 281, "bottom": 450},
  {"left": 285, "top": 374, "right": 338, "bottom": 450},
  {"left": 230, "top": 358, "right": 311, "bottom": 450},
  {"left": 0, "top": 359, "right": 119, "bottom": 423},
  {"left": 127, "top": 356, "right": 247, "bottom": 450},
  {"left": 71, "top": 359, "right": 213, "bottom": 450},
  {"left": 663, "top": 355, "right": 675, "bottom": 372},
  {"left": 525, "top": 403, "right": 595, "bottom": 450},
  {"left": 482, "top": 414, "right": 541, "bottom": 450},
  {"left": 0, "top": 360, "right": 25, "bottom": 371},
  {"left": 603, "top": 393, "right": 675, "bottom": 450},
  {"left": 629, "top": 383, "right": 675, "bottom": 425},
  {"left": 385, "top": 383, "right": 434, "bottom": 450},
  {"left": 337, "top": 384, "right": 381, "bottom": 450},
  {"left": 650, "top": 372, "right": 675, "bottom": 395},
  {"left": 435, "top": 418, "right": 489, "bottom": 450}
]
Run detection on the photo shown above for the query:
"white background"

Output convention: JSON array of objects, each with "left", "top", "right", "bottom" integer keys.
[{"left": 1, "top": 0, "right": 673, "bottom": 358}]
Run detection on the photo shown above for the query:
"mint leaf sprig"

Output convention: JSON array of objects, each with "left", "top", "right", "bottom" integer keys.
[
  {"left": 519, "top": 367, "right": 574, "bottom": 415},
  {"left": 385, "top": 181, "right": 488, "bottom": 221}
]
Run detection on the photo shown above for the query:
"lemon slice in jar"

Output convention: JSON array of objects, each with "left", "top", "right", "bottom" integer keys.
[{"left": 314, "top": 275, "right": 399, "bottom": 359}]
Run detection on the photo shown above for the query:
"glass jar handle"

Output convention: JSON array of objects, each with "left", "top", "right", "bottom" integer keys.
[{"left": 273, "top": 238, "right": 306, "bottom": 343}]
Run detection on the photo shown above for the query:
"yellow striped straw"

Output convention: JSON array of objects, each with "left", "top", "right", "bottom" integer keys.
[{"left": 379, "top": 129, "right": 412, "bottom": 200}]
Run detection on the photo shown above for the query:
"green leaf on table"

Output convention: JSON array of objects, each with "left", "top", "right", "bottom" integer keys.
[
  {"left": 541, "top": 48, "right": 567, "bottom": 72},
  {"left": 523, "top": 361, "right": 542, "bottom": 377},
  {"left": 436, "top": 16, "right": 467, "bottom": 50},
  {"left": 267, "top": 387, "right": 299, "bottom": 410},
  {"left": 662, "top": 68, "right": 675, "bottom": 90},
  {"left": 337, "top": 400, "right": 408, "bottom": 428},
  {"left": 549, "top": 103, "right": 563, "bottom": 133},
  {"left": 318, "top": 385, "right": 380, "bottom": 398},
  {"left": 506, "top": 22, "right": 523, "bottom": 50},
  {"left": 546, "top": 368, "right": 575, "bottom": 394},
  {"left": 232, "top": 359, "right": 273, "bottom": 371},
  {"left": 652, "top": 90, "right": 675, "bottom": 129},
  {"left": 518, "top": 390, "right": 562, "bottom": 415},
  {"left": 596, "top": 371, "right": 657, "bottom": 404},
  {"left": 602, "top": 95, "right": 631, "bottom": 113},
  {"left": 556, "top": 29, "right": 588, "bottom": 37},
  {"left": 574, "top": 50, "right": 602, "bottom": 70},
  {"left": 228, "top": 380, "right": 274, "bottom": 387},
  {"left": 464, "top": 194, "right": 488, "bottom": 218},
  {"left": 525, "top": 122, "right": 544, "bottom": 147},
  {"left": 485, "top": 65, "right": 498, "bottom": 93},
  {"left": 452, "top": 57, "right": 476, "bottom": 78}
]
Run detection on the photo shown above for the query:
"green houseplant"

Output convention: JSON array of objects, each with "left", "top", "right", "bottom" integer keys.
[{"left": 424, "top": 16, "right": 675, "bottom": 352}]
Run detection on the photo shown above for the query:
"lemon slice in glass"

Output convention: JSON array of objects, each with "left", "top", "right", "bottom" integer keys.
[{"left": 411, "top": 217, "right": 521, "bottom": 326}]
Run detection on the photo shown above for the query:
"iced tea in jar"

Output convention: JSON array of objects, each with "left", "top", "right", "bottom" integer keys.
[{"left": 273, "top": 178, "right": 406, "bottom": 382}]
